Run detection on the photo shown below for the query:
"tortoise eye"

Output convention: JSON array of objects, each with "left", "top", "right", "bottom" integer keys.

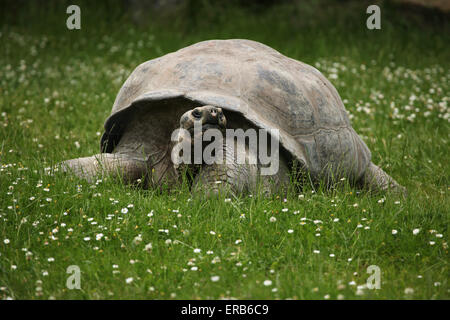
[{"left": 192, "top": 109, "right": 202, "bottom": 119}]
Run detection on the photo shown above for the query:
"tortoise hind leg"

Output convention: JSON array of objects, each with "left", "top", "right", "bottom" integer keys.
[
  {"left": 60, "top": 153, "right": 148, "bottom": 184},
  {"left": 360, "top": 162, "right": 407, "bottom": 196}
]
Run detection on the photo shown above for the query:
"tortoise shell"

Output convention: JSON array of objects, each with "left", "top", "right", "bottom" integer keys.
[{"left": 101, "top": 39, "right": 371, "bottom": 181}]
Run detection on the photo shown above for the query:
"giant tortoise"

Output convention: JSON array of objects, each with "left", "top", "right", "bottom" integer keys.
[{"left": 61, "top": 39, "right": 405, "bottom": 195}]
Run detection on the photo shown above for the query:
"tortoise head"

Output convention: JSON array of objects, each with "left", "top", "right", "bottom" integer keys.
[
  {"left": 179, "top": 105, "right": 227, "bottom": 133},
  {"left": 172, "top": 105, "right": 227, "bottom": 171}
]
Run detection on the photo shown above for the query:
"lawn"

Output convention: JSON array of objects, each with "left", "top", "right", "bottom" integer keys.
[{"left": 0, "top": 0, "right": 448, "bottom": 299}]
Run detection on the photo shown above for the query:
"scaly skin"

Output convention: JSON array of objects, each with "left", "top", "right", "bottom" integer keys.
[
  {"left": 61, "top": 107, "right": 178, "bottom": 188},
  {"left": 61, "top": 105, "right": 405, "bottom": 197},
  {"left": 61, "top": 153, "right": 148, "bottom": 184},
  {"left": 177, "top": 105, "right": 290, "bottom": 196}
]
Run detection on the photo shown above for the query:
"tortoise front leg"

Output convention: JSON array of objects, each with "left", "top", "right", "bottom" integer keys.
[
  {"left": 190, "top": 143, "right": 251, "bottom": 196},
  {"left": 60, "top": 153, "right": 148, "bottom": 184},
  {"left": 191, "top": 139, "right": 291, "bottom": 197}
]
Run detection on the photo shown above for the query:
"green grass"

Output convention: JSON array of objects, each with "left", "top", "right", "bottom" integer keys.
[{"left": 0, "top": 0, "right": 448, "bottom": 299}]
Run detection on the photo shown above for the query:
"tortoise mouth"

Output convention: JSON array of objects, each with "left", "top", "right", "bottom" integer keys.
[{"left": 186, "top": 122, "right": 226, "bottom": 135}]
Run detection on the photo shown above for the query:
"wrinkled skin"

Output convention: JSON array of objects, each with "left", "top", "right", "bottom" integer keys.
[
  {"left": 61, "top": 106, "right": 292, "bottom": 196},
  {"left": 61, "top": 105, "right": 406, "bottom": 197},
  {"left": 173, "top": 105, "right": 290, "bottom": 196}
]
